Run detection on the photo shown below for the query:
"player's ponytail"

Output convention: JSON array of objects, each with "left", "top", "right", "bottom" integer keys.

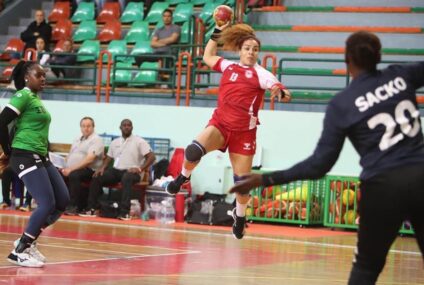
[
  {"left": 11, "top": 60, "right": 37, "bottom": 91},
  {"left": 219, "top": 24, "right": 261, "bottom": 51},
  {"left": 346, "top": 31, "right": 381, "bottom": 72}
]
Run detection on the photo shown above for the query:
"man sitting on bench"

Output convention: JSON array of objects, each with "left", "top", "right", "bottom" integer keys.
[{"left": 79, "top": 119, "right": 156, "bottom": 220}]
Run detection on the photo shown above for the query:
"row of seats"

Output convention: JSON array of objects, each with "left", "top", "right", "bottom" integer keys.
[
  {"left": 54, "top": 19, "right": 190, "bottom": 43},
  {"left": 51, "top": 1, "right": 224, "bottom": 43},
  {"left": 50, "top": 1, "right": 229, "bottom": 24}
]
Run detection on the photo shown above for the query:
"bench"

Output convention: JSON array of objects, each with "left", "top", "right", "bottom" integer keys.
[{"left": 50, "top": 136, "right": 173, "bottom": 211}]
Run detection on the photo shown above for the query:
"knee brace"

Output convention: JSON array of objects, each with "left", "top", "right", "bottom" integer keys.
[{"left": 185, "top": 140, "right": 206, "bottom": 163}]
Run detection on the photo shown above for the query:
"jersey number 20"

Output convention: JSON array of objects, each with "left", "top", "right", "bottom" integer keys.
[{"left": 367, "top": 100, "right": 421, "bottom": 151}]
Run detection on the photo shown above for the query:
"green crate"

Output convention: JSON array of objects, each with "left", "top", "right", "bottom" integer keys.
[
  {"left": 324, "top": 175, "right": 415, "bottom": 235},
  {"left": 247, "top": 176, "right": 326, "bottom": 225},
  {"left": 324, "top": 175, "right": 360, "bottom": 229}
]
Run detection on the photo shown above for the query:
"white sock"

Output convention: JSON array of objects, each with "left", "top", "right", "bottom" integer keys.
[
  {"left": 236, "top": 201, "right": 247, "bottom": 217},
  {"left": 181, "top": 167, "right": 192, "bottom": 178}
]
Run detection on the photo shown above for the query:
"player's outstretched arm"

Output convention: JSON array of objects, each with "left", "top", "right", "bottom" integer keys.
[
  {"left": 203, "top": 22, "right": 231, "bottom": 69},
  {"left": 229, "top": 173, "right": 263, "bottom": 195}
]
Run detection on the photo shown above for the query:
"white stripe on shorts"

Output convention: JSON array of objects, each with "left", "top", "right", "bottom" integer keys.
[{"left": 18, "top": 165, "right": 37, "bottom": 179}]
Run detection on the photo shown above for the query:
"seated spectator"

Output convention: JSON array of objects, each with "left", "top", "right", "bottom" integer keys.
[
  {"left": 48, "top": 39, "right": 77, "bottom": 78},
  {"left": 135, "top": 9, "right": 180, "bottom": 69},
  {"left": 35, "top": 37, "right": 50, "bottom": 66},
  {"left": 79, "top": 119, "right": 155, "bottom": 220},
  {"left": 20, "top": 10, "right": 52, "bottom": 53},
  {"left": 61, "top": 117, "right": 104, "bottom": 215}
]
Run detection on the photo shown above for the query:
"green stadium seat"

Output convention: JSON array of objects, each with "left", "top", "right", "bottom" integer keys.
[
  {"left": 77, "top": 40, "right": 100, "bottom": 62},
  {"left": 168, "top": 0, "right": 188, "bottom": 5},
  {"left": 120, "top": 2, "right": 144, "bottom": 23},
  {"left": 179, "top": 21, "right": 190, "bottom": 44},
  {"left": 144, "top": 2, "right": 169, "bottom": 24},
  {"left": 173, "top": 3, "right": 193, "bottom": 23},
  {"left": 192, "top": 0, "right": 209, "bottom": 5},
  {"left": 125, "top": 21, "right": 149, "bottom": 44},
  {"left": 129, "top": 40, "right": 153, "bottom": 63},
  {"left": 214, "top": 0, "right": 228, "bottom": 5},
  {"left": 199, "top": 2, "right": 218, "bottom": 24},
  {"left": 110, "top": 61, "right": 132, "bottom": 84},
  {"left": 132, "top": 62, "right": 159, "bottom": 86},
  {"left": 103, "top": 40, "right": 127, "bottom": 63},
  {"left": 73, "top": 20, "right": 97, "bottom": 42},
  {"left": 204, "top": 26, "right": 214, "bottom": 43},
  {"left": 71, "top": 2, "right": 95, "bottom": 23}
]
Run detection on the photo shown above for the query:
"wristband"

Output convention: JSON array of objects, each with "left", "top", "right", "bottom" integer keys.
[{"left": 210, "top": 28, "right": 222, "bottom": 41}]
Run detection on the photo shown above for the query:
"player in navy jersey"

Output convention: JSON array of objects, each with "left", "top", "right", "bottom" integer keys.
[
  {"left": 230, "top": 31, "right": 424, "bottom": 284},
  {"left": 166, "top": 23, "right": 291, "bottom": 239}
]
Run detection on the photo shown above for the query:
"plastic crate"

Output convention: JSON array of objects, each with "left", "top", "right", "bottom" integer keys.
[
  {"left": 247, "top": 175, "right": 326, "bottom": 226},
  {"left": 324, "top": 175, "right": 414, "bottom": 235},
  {"left": 324, "top": 175, "right": 360, "bottom": 230}
]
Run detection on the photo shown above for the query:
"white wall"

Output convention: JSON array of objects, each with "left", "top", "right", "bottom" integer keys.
[{"left": 0, "top": 99, "right": 362, "bottom": 196}]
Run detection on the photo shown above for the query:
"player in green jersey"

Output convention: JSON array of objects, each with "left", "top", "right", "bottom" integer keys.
[{"left": 0, "top": 61, "right": 70, "bottom": 267}]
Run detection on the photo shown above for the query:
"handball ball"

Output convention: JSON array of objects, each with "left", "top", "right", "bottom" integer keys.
[{"left": 213, "top": 5, "right": 233, "bottom": 27}]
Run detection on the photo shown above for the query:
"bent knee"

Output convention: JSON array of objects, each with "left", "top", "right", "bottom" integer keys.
[{"left": 185, "top": 140, "right": 206, "bottom": 163}]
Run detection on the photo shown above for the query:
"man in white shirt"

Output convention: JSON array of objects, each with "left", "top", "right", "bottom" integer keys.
[
  {"left": 80, "top": 119, "right": 155, "bottom": 220},
  {"left": 61, "top": 117, "right": 104, "bottom": 215}
]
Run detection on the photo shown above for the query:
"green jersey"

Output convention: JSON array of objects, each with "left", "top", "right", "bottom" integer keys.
[{"left": 7, "top": 88, "right": 51, "bottom": 156}]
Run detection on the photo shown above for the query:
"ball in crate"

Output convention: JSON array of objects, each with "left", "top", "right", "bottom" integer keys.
[{"left": 213, "top": 5, "right": 234, "bottom": 27}]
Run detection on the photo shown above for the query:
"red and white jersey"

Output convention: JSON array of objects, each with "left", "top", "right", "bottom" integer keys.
[{"left": 211, "top": 58, "right": 285, "bottom": 131}]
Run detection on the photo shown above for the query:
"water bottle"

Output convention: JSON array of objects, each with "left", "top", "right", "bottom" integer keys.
[{"left": 159, "top": 197, "right": 175, "bottom": 224}]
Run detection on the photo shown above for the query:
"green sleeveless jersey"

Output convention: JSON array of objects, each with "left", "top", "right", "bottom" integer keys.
[{"left": 7, "top": 88, "right": 51, "bottom": 156}]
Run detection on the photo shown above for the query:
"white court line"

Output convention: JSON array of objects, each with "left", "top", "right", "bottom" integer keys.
[
  {"left": 0, "top": 250, "right": 200, "bottom": 269},
  {"left": 1, "top": 214, "right": 420, "bottom": 257},
  {"left": 0, "top": 230, "right": 192, "bottom": 253},
  {"left": 0, "top": 235, "right": 200, "bottom": 269},
  {"left": 55, "top": 218, "right": 422, "bottom": 256}
]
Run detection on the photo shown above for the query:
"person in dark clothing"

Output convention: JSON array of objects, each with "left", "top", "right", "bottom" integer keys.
[
  {"left": 20, "top": 10, "right": 52, "bottom": 53},
  {"left": 49, "top": 39, "right": 77, "bottom": 78},
  {"left": 0, "top": 166, "right": 25, "bottom": 209},
  {"left": 230, "top": 31, "right": 424, "bottom": 285}
]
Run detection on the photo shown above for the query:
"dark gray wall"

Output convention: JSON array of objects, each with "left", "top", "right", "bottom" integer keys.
[{"left": 0, "top": 0, "right": 46, "bottom": 35}]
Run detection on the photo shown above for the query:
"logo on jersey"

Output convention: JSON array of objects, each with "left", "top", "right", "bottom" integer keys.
[
  {"left": 243, "top": 143, "right": 251, "bottom": 150},
  {"left": 245, "top": 70, "right": 253, "bottom": 78},
  {"left": 355, "top": 77, "right": 407, "bottom": 112}
]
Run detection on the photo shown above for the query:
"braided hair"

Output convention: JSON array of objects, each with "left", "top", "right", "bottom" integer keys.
[
  {"left": 345, "top": 31, "right": 381, "bottom": 72},
  {"left": 11, "top": 60, "right": 38, "bottom": 91}
]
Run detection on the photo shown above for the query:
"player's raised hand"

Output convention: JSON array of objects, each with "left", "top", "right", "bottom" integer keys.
[{"left": 271, "top": 86, "right": 292, "bottom": 103}]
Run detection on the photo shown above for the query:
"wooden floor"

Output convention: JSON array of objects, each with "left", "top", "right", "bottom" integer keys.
[{"left": 0, "top": 211, "right": 422, "bottom": 285}]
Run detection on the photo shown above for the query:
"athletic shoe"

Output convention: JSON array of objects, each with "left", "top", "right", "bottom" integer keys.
[
  {"left": 64, "top": 206, "right": 78, "bottom": 216},
  {"left": 232, "top": 208, "right": 246, "bottom": 240},
  {"left": 19, "top": 204, "right": 30, "bottom": 212},
  {"left": 7, "top": 248, "right": 44, "bottom": 267},
  {"left": 165, "top": 174, "right": 190, "bottom": 195},
  {"left": 78, "top": 209, "right": 98, "bottom": 217},
  {"left": 117, "top": 213, "right": 131, "bottom": 221},
  {"left": 13, "top": 239, "right": 46, "bottom": 263},
  {"left": 0, "top": 202, "right": 10, "bottom": 209}
]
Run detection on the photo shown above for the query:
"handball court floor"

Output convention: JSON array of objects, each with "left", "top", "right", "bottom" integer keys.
[{"left": 0, "top": 210, "right": 422, "bottom": 285}]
